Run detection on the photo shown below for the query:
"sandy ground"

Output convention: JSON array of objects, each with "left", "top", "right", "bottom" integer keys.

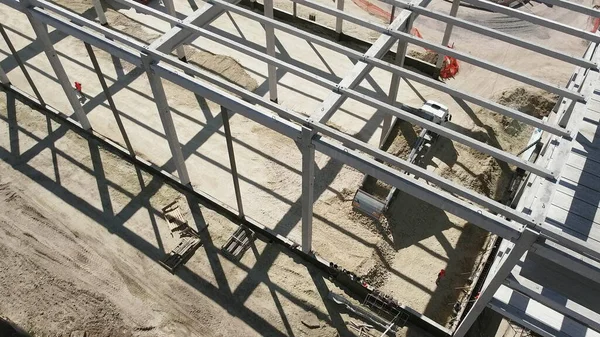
[{"left": 0, "top": 0, "right": 591, "bottom": 335}]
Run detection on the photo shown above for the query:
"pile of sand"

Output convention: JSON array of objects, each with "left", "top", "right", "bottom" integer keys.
[
  {"left": 432, "top": 87, "right": 557, "bottom": 200},
  {"left": 408, "top": 50, "right": 439, "bottom": 65},
  {"left": 186, "top": 49, "right": 259, "bottom": 92}
]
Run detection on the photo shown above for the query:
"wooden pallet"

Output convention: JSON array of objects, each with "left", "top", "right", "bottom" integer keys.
[
  {"left": 222, "top": 226, "right": 254, "bottom": 260},
  {"left": 159, "top": 228, "right": 202, "bottom": 273},
  {"left": 162, "top": 201, "right": 188, "bottom": 235}
]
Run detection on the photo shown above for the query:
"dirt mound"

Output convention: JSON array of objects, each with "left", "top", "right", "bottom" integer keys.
[
  {"left": 187, "top": 49, "right": 259, "bottom": 92},
  {"left": 432, "top": 87, "right": 557, "bottom": 200},
  {"left": 408, "top": 50, "right": 438, "bottom": 64}
]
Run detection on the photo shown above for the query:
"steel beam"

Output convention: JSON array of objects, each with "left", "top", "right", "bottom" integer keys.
[
  {"left": 0, "top": 24, "right": 45, "bottom": 104},
  {"left": 292, "top": 0, "right": 585, "bottom": 102},
  {"left": 436, "top": 0, "right": 460, "bottom": 68},
  {"left": 84, "top": 42, "right": 135, "bottom": 156},
  {"left": 18, "top": 0, "right": 552, "bottom": 214},
  {"left": 531, "top": 241, "right": 600, "bottom": 283},
  {"left": 460, "top": 0, "right": 600, "bottom": 43},
  {"left": 312, "top": 0, "right": 428, "bottom": 124},
  {"left": 314, "top": 137, "right": 523, "bottom": 240},
  {"left": 264, "top": 0, "right": 278, "bottom": 102},
  {"left": 110, "top": 0, "right": 573, "bottom": 136},
  {"left": 221, "top": 106, "right": 245, "bottom": 218},
  {"left": 148, "top": 0, "right": 240, "bottom": 53},
  {"left": 335, "top": 0, "right": 344, "bottom": 35},
  {"left": 92, "top": 0, "right": 107, "bottom": 25},
  {"left": 141, "top": 54, "right": 191, "bottom": 185},
  {"left": 163, "top": 0, "right": 186, "bottom": 60},
  {"left": 25, "top": 14, "right": 92, "bottom": 130},
  {"left": 301, "top": 127, "right": 315, "bottom": 253},
  {"left": 207, "top": 0, "right": 571, "bottom": 136},
  {"left": 534, "top": 0, "right": 600, "bottom": 17},
  {"left": 381, "top": 14, "right": 413, "bottom": 146},
  {"left": 505, "top": 264, "right": 600, "bottom": 332},
  {"left": 454, "top": 228, "right": 539, "bottom": 337},
  {"left": 377, "top": 0, "right": 596, "bottom": 69}
]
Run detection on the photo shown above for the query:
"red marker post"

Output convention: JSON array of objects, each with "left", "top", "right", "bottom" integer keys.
[{"left": 436, "top": 269, "right": 446, "bottom": 285}]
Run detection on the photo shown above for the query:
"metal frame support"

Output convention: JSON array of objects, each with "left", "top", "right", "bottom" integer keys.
[
  {"left": 453, "top": 228, "right": 539, "bottom": 337},
  {"left": 436, "top": 0, "right": 460, "bottom": 68},
  {"left": 221, "top": 106, "right": 245, "bottom": 218},
  {"left": 25, "top": 15, "right": 92, "bottom": 130},
  {"left": 92, "top": 0, "right": 107, "bottom": 25},
  {"left": 380, "top": 14, "right": 414, "bottom": 146},
  {"left": 141, "top": 53, "right": 191, "bottom": 185},
  {"left": 301, "top": 127, "right": 315, "bottom": 253},
  {"left": 377, "top": 0, "right": 596, "bottom": 69},
  {"left": 163, "top": 0, "right": 186, "bottom": 60},
  {"left": 0, "top": 24, "right": 45, "bottom": 104},
  {"left": 149, "top": 0, "right": 241, "bottom": 53},
  {"left": 264, "top": 0, "right": 278, "bottom": 103},
  {"left": 84, "top": 42, "right": 135, "bottom": 156},
  {"left": 0, "top": 64, "right": 9, "bottom": 85},
  {"left": 335, "top": 0, "right": 344, "bottom": 36},
  {"left": 313, "top": 0, "right": 427, "bottom": 124}
]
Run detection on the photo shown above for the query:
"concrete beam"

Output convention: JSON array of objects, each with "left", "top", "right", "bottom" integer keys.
[
  {"left": 141, "top": 54, "right": 191, "bottom": 185},
  {"left": 26, "top": 14, "right": 91, "bottom": 130},
  {"left": 454, "top": 228, "right": 539, "bottom": 337}
]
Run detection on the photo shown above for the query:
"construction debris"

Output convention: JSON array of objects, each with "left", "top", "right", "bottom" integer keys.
[
  {"left": 159, "top": 201, "right": 203, "bottom": 273},
  {"left": 221, "top": 226, "right": 255, "bottom": 260}
]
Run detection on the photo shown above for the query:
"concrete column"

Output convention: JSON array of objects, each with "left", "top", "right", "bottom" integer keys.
[
  {"left": 26, "top": 16, "right": 91, "bottom": 130},
  {"left": 264, "top": 0, "right": 278, "bottom": 103},
  {"left": 335, "top": 0, "right": 345, "bottom": 36},
  {"left": 380, "top": 15, "right": 414, "bottom": 147},
  {"left": 163, "top": 0, "right": 187, "bottom": 60},
  {"left": 141, "top": 54, "right": 191, "bottom": 185},
  {"left": 436, "top": 0, "right": 461, "bottom": 68},
  {"left": 92, "top": 0, "right": 108, "bottom": 25},
  {"left": 301, "top": 127, "right": 315, "bottom": 253},
  {"left": 0, "top": 64, "right": 9, "bottom": 85},
  {"left": 221, "top": 107, "right": 245, "bottom": 218},
  {"left": 453, "top": 228, "right": 539, "bottom": 337}
]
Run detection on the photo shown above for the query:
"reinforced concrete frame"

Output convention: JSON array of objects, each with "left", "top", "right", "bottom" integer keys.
[{"left": 0, "top": 0, "right": 599, "bottom": 335}]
